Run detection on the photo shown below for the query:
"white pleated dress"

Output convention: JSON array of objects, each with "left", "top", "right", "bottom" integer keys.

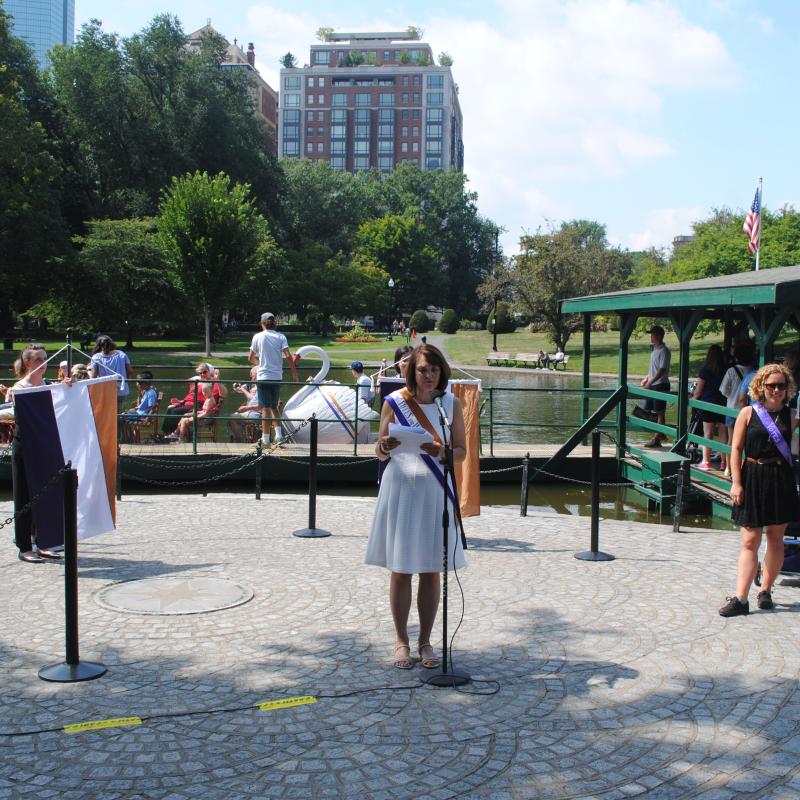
[{"left": 365, "top": 393, "right": 466, "bottom": 574}]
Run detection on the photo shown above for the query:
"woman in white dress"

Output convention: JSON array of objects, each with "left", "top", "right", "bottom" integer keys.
[{"left": 365, "top": 344, "right": 467, "bottom": 670}]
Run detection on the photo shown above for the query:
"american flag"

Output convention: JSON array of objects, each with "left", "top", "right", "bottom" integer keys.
[{"left": 743, "top": 187, "right": 761, "bottom": 254}]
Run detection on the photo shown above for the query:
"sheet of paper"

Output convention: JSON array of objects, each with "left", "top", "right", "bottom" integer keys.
[{"left": 388, "top": 423, "right": 434, "bottom": 456}]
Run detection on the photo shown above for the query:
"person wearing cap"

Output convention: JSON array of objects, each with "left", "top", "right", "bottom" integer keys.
[
  {"left": 351, "top": 361, "right": 375, "bottom": 408},
  {"left": 639, "top": 325, "right": 671, "bottom": 448},
  {"left": 249, "top": 313, "right": 298, "bottom": 444}
]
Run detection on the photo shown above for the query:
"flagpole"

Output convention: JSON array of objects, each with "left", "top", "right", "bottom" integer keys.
[{"left": 755, "top": 176, "right": 762, "bottom": 271}]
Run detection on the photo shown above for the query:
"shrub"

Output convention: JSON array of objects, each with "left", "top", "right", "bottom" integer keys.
[
  {"left": 335, "top": 321, "right": 380, "bottom": 343},
  {"left": 487, "top": 302, "right": 516, "bottom": 334},
  {"left": 438, "top": 308, "right": 459, "bottom": 334},
  {"left": 408, "top": 309, "right": 431, "bottom": 332},
  {"left": 459, "top": 319, "right": 480, "bottom": 330}
]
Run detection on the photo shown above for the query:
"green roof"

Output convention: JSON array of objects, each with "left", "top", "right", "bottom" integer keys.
[{"left": 560, "top": 265, "right": 800, "bottom": 315}]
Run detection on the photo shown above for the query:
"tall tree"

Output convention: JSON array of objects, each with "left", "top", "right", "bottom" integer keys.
[
  {"left": 0, "top": 8, "right": 69, "bottom": 338},
  {"left": 158, "top": 172, "right": 270, "bottom": 355},
  {"left": 514, "top": 220, "right": 632, "bottom": 349}
]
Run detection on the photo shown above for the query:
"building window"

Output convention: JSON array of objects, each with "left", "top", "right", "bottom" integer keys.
[
  {"left": 402, "top": 110, "right": 409, "bottom": 121},
  {"left": 307, "top": 127, "right": 313, "bottom": 137},
  {"left": 284, "top": 77, "right": 301, "bottom": 89},
  {"left": 402, "top": 93, "right": 409, "bottom": 104},
  {"left": 306, "top": 142, "right": 313, "bottom": 153},
  {"left": 412, "top": 142, "right": 419, "bottom": 153},
  {"left": 331, "top": 156, "right": 345, "bottom": 170},
  {"left": 426, "top": 140, "right": 442, "bottom": 154},
  {"left": 384, "top": 50, "right": 390, "bottom": 61},
  {"left": 426, "top": 157, "right": 441, "bottom": 169},
  {"left": 426, "top": 92, "right": 443, "bottom": 105},
  {"left": 354, "top": 141, "right": 370, "bottom": 154},
  {"left": 379, "top": 93, "right": 395, "bottom": 107},
  {"left": 412, "top": 110, "right": 420, "bottom": 120},
  {"left": 307, "top": 77, "right": 315, "bottom": 87},
  {"left": 402, "top": 76, "right": 409, "bottom": 87},
  {"left": 317, "top": 126, "right": 324, "bottom": 136},
  {"left": 317, "top": 142, "right": 324, "bottom": 153},
  {"left": 426, "top": 124, "right": 442, "bottom": 138},
  {"left": 330, "top": 140, "right": 346, "bottom": 154},
  {"left": 354, "top": 156, "right": 370, "bottom": 171},
  {"left": 413, "top": 75, "right": 421, "bottom": 86},
  {"left": 426, "top": 108, "right": 443, "bottom": 122},
  {"left": 319, "top": 77, "right": 325, "bottom": 87},
  {"left": 330, "top": 124, "right": 346, "bottom": 139},
  {"left": 412, "top": 126, "right": 419, "bottom": 137},
  {"left": 356, "top": 93, "right": 370, "bottom": 106},
  {"left": 283, "top": 125, "right": 299, "bottom": 139},
  {"left": 307, "top": 95, "right": 314, "bottom": 104},
  {"left": 318, "top": 111, "right": 325, "bottom": 121},
  {"left": 427, "top": 75, "right": 443, "bottom": 88},
  {"left": 378, "top": 156, "right": 393, "bottom": 172},
  {"left": 401, "top": 126, "right": 408, "bottom": 137},
  {"left": 306, "top": 110, "right": 314, "bottom": 121},
  {"left": 284, "top": 93, "right": 300, "bottom": 107},
  {"left": 378, "top": 140, "right": 393, "bottom": 154},
  {"left": 378, "top": 109, "right": 394, "bottom": 123},
  {"left": 332, "top": 93, "right": 347, "bottom": 106},
  {"left": 378, "top": 124, "right": 393, "bottom": 138},
  {"left": 284, "top": 109, "right": 300, "bottom": 122},
  {"left": 318, "top": 95, "right": 324, "bottom": 104},
  {"left": 354, "top": 124, "right": 370, "bottom": 138},
  {"left": 314, "top": 50, "right": 331, "bottom": 65},
  {"left": 283, "top": 140, "right": 299, "bottom": 155},
  {"left": 412, "top": 93, "right": 420, "bottom": 104},
  {"left": 355, "top": 109, "right": 370, "bottom": 123},
  {"left": 401, "top": 142, "right": 408, "bottom": 153},
  {"left": 394, "top": 49, "right": 400, "bottom": 61}
]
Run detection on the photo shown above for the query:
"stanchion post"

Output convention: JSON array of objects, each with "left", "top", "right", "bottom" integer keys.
[
  {"left": 255, "top": 441, "right": 262, "bottom": 500},
  {"left": 116, "top": 444, "right": 122, "bottom": 501},
  {"left": 520, "top": 453, "right": 530, "bottom": 517},
  {"left": 574, "top": 431, "right": 615, "bottom": 562},
  {"left": 293, "top": 416, "right": 331, "bottom": 538},
  {"left": 39, "top": 466, "right": 107, "bottom": 682},
  {"left": 672, "top": 459, "right": 689, "bottom": 532}
]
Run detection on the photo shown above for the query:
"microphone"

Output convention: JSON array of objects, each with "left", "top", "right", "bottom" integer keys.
[{"left": 431, "top": 389, "right": 451, "bottom": 428}]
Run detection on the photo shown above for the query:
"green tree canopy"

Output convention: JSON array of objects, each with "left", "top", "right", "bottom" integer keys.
[
  {"left": 514, "top": 220, "right": 633, "bottom": 349},
  {"left": 158, "top": 171, "right": 270, "bottom": 354}
]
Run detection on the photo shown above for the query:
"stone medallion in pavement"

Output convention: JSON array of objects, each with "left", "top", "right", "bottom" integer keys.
[
  {"left": 3, "top": 493, "right": 800, "bottom": 800},
  {"left": 94, "top": 575, "right": 254, "bottom": 615}
]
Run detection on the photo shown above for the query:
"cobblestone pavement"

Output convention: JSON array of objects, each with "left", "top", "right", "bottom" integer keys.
[{"left": 2, "top": 493, "right": 800, "bottom": 799}]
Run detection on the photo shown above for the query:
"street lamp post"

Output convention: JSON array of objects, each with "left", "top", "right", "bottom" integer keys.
[
  {"left": 491, "top": 301, "right": 498, "bottom": 352},
  {"left": 387, "top": 277, "right": 396, "bottom": 340}
]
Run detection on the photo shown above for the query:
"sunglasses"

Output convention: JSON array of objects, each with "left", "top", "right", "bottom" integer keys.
[{"left": 764, "top": 382, "right": 787, "bottom": 390}]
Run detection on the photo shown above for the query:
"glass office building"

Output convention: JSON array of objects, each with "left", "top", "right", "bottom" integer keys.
[{"left": 6, "top": 0, "right": 75, "bottom": 67}]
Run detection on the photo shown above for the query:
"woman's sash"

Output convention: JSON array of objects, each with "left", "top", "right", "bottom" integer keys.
[
  {"left": 385, "top": 389, "right": 457, "bottom": 506},
  {"left": 753, "top": 403, "right": 793, "bottom": 465}
]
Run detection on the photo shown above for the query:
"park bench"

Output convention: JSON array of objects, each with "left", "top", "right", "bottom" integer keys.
[
  {"left": 515, "top": 353, "right": 543, "bottom": 368},
  {"left": 485, "top": 352, "right": 512, "bottom": 366},
  {"left": 550, "top": 355, "right": 570, "bottom": 370}
]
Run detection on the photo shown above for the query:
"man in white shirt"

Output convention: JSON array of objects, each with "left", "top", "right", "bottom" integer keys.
[
  {"left": 248, "top": 313, "right": 298, "bottom": 444},
  {"left": 351, "top": 361, "right": 375, "bottom": 410},
  {"left": 640, "top": 325, "right": 671, "bottom": 448}
]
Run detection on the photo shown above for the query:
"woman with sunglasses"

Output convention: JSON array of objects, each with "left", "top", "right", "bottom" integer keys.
[{"left": 719, "top": 363, "right": 800, "bottom": 616}]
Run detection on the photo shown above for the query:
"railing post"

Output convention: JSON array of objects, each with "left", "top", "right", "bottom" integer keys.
[
  {"left": 292, "top": 416, "right": 331, "bottom": 538},
  {"left": 39, "top": 466, "right": 107, "bottom": 682},
  {"left": 520, "top": 452, "right": 530, "bottom": 517},
  {"left": 574, "top": 431, "right": 615, "bottom": 562},
  {"left": 192, "top": 380, "right": 198, "bottom": 456},
  {"left": 488, "top": 388, "right": 495, "bottom": 457},
  {"left": 255, "top": 440, "right": 262, "bottom": 500},
  {"left": 116, "top": 444, "right": 122, "bottom": 501},
  {"left": 353, "top": 383, "right": 359, "bottom": 457}
]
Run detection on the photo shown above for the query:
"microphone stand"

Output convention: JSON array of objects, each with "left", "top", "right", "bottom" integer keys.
[{"left": 422, "top": 395, "right": 471, "bottom": 688}]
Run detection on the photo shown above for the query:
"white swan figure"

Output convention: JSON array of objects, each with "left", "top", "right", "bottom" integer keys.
[{"left": 282, "top": 345, "right": 379, "bottom": 444}]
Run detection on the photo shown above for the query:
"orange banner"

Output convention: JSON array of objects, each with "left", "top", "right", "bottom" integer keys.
[{"left": 451, "top": 382, "right": 481, "bottom": 517}]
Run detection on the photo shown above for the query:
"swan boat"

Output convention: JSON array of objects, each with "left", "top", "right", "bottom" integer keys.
[{"left": 282, "top": 345, "right": 379, "bottom": 444}]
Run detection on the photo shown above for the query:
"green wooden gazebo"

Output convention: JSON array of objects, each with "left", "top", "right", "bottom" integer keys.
[{"left": 550, "top": 266, "right": 800, "bottom": 514}]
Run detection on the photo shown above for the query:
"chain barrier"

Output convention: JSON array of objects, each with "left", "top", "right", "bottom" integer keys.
[
  {"left": 0, "top": 463, "right": 69, "bottom": 531},
  {"left": 479, "top": 463, "right": 524, "bottom": 475}
]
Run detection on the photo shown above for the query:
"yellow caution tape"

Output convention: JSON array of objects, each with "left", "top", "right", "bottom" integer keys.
[
  {"left": 64, "top": 716, "right": 143, "bottom": 734},
  {"left": 256, "top": 695, "right": 317, "bottom": 712}
]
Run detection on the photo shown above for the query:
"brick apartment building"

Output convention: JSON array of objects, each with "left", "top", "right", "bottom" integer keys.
[
  {"left": 278, "top": 30, "right": 464, "bottom": 173},
  {"left": 187, "top": 25, "right": 278, "bottom": 156}
]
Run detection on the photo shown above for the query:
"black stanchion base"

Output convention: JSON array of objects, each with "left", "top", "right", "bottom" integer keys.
[
  {"left": 574, "top": 550, "right": 615, "bottom": 562},
  {"left": 421, "top": 667, "right": 471, "bottom": 687},
  {"left": 39, "top": 661, "right": 107, "bottom": 683},
  {"left": 292, "top": 528, "right": 332, "bottom": 538}
]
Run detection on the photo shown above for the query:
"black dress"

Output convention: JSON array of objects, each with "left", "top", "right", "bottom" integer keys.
[{"left": 732, "top": 406, "right": 800, "bottom": 528}]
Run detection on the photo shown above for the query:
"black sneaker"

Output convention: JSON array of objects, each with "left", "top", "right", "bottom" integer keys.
[
  {"left": 757, "top": 591, "right": 774, "bottom": 610},
  {"left": 719, "top": 596, "right": 749, "bottom": 617},
  {"left": 643, "top": 437, "right": 663, "bottom": 449}
]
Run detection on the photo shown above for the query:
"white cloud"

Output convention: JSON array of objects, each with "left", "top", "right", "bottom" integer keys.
[{"left": 621, "top": 206, "right": 706, "bottom": 252}]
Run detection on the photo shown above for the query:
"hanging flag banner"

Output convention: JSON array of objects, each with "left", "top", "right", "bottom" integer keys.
[
  {"left": 13, "top": 376, "right": 117, "bottom": 549},
  {"left": 743, "top": 186, "right": 761, "bottom": 255}
]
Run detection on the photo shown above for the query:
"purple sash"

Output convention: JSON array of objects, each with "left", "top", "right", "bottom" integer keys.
[{"left": 752, "top": 403, "right": 793, "bottom": 465}]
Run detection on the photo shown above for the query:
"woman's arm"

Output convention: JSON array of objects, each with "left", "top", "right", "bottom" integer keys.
[
  {"left": 692, "top": 377, "right": 705, "bottom": 399},
  {"left": 375, "top": 400, "right": 399, "bottom": 461},
  {"left": 729, "top": 406, "right": 751, "bottom": 505}
]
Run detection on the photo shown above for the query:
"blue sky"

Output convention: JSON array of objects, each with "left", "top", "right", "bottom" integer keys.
[{"left": 73, "top": 0, "right": 800, "bottom": 257}]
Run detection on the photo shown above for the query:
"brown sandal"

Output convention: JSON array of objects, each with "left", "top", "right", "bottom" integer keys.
[
  {"left": 394, "top": 643, "right": 413, "bottom": 670},
  {"left": 417, "top": 642, "right": 440, "bottom": 669}
]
